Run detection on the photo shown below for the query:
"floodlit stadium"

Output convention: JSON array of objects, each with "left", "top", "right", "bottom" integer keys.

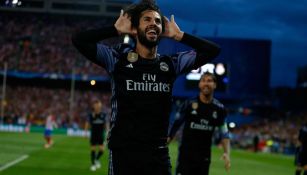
[{"left": 1, "top": 0, "right": 307, "bottom": 175}]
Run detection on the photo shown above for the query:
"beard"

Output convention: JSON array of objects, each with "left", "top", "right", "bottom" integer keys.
[
  {"left": 137, "top": 27, "right": 161, "bottom": 48},
  {"left": 200, "top": 86, "right": 213, "bottom": 95}
]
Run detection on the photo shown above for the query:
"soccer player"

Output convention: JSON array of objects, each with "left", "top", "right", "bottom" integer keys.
[
  {"left": 168, "top": 72, "right": 231, "bottom": 175},
  {"left": 295, "top": 122, "right": 307, "bottom": 175},
  {"left": 85, "top": 100, "right": 108, "bottom": 171},
  {"left": 72, "top": 0, "right": 220, "bottom": 174},
  {"left": 44, "top": 114, "right": 57, "bottom": 148}
]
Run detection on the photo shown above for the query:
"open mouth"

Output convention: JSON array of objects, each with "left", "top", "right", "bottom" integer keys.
[
  {"left": 203, "top": 86, "right": 210, "bottom": 92},
  {"left": 146, "top": 27, "right": 159, "bottom": 38},
  {"left": 147, "top": 30, "right": 157, "bottom": 36}
]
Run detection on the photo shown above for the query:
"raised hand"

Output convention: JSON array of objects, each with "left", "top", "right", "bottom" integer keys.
[
  {"left": 114, "top": 10, "right": 136, "bottom": 35},
  {"left": 163, "top": 15, "right": 184, "bottom": 41}
]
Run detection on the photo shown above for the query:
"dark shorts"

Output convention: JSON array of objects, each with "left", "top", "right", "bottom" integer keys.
[
  {"left": 108, "top": 147, "right": 172, "bottom": 175},
  {"left": 90, "top": 134, "right": 104, "bottom": 145},
  {"left": 296, "top": 150, "right": 307, "bottom": 167},
  {"left": 176, "top": 151, "right": 211, "bottom": 175}
]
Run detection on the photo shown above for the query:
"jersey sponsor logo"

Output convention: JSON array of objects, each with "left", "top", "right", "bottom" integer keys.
[
  {"left": 126, "top": 73, "right": 171, "bottom": 92},
  {"left": 160, "top": 62, "right": 169, "bottom": 72},
  {"left": 212, "top": 111, "right": 217, "bottom": 119},
  {"left": 190, "top": 119, "right": 214, "bottom": 131},
  {"left": 92, "top": 119, "right": 105, "bottom": 124}
]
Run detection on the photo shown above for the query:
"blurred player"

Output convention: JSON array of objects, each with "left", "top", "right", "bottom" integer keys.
[
  {"left": 44, "top": 114, "right": 57, "bottom": 148},
  {"left": 85, "top": 100, "right": 108, "bottom": 171},
  {"left": 168, "top": 72, "right": 231, "bottom": 175},
  {"left": 295, "top": 122, "right": 307, "bottom": 175}
]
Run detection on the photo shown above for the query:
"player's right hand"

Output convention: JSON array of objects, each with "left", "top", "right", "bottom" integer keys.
[{"left": 114, "top": 9, "right": 136, "bottom": 36}]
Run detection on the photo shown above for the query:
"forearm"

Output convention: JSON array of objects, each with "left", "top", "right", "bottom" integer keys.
[
  {"left": 71, "top": 26, "right": 118, "bottom": 60},
  {"left": 168, "top": 126, "right": 178, "bottom": 140},
  {"left": 180, "top": 33, "right": 221, "bottom": 66},
  {"left": 84, "top": 122, "right": 89, "bottom": 131},
  {"left": 221, "top": 138, "right": 231, "bottom": 155},
  {"left": 168, "top": 120, "right": 184, "bottom": 139}
]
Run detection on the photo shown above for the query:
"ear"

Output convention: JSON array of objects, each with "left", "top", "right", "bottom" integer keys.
[
  {"left": 131, "top": 27, "right": 137, "bottom": 37},
  {"left": 213, "top": 82, "right": 217, "bottom": 90},
  {"left": 198, "top": 81, "right": 202, "bottom": 89}
]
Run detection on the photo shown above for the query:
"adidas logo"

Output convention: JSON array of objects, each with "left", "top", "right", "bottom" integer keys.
[{"left": 125, "top": 64, "right": 133, "bottom": 68}]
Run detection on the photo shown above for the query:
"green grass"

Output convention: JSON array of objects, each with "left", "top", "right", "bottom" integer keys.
[{"left": 0, "top": 132, "right": 294, "bottom": 175}]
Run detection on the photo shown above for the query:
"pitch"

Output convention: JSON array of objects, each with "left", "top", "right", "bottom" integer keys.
[{"left": 0, "top": 132, "right": 293, "bottom": 175}]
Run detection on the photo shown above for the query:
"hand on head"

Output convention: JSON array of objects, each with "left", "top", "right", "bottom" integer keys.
[
  {"left": 163, "top": 15, "right": 183, "bottom": 41},
  {"left": 114, "top": 9, "right": 137, "bottom": 36}
]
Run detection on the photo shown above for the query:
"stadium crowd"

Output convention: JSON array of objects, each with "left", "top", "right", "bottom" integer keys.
[
  {"left": 0, "top": 12, "right": 113, "bottom": 75},
  {"left": 230, "top": 112, "right": 307, "bottom": 155},
  {"left": 2, "top": 85, "right": 111, "bottom": 129}
]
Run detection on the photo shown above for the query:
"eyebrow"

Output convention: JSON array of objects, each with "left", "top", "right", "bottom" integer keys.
[{"left": 142, "top": 15, "right": 161, "bottom": 21}]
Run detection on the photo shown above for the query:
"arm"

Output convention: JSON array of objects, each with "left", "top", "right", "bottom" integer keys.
[
  {"left": 221, "top": 137, "right": 231, "bottom": 172},
  {"left": 52, "top": 120, "right": 58, "bottom": 129},
  {"left": 164, "top": 15, "right": 220, "bottom": 57},
  {"left": 103, "top": 114, "right": 109, "bottom": 142},
  {"left": 71, "top": 26, "right": 118, "bottom": 65},
  {"left": 163, "top": 15, "right": 220, "bottom": 74},
  {"left": 84, "top": 121, "right": 90, "bottom": 131},
  {"left": 180, "top": 33, "right": 221, "bottom": 68},
  {"left": 71, "top": 10, "right": 133, "bottom": 72},
  {"left": 298, "top": 128, "right": 303, "bottom": 143},
  {"left": 168, "top": 101, "right": 189, "bottom": 143},
  {"left": 172, "top": 34, "right": 220, "bottom": 74},
  {"left": 84, "top": 114, "right": 91, "bottom": 137},
  {"left": 218, "top": 114, "right": 231, "bottom": 172}
]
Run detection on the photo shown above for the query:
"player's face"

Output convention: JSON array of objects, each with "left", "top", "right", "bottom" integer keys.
[
  {"left": 198, "top": 75, "right": 216, "bottom": 95},
  {"left": 93, "top": 102, "right": 102, "bottom": 112},
  {"left": 137, "top": 10, "right": 162, "bottom": 48}
]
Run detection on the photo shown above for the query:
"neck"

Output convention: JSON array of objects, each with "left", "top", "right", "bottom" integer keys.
[
  {"left": 135, "top": 42, "right": 157, "bottom": 59},
  {"left": 199, "top": 93, "right": 213, "bottom": 104}
]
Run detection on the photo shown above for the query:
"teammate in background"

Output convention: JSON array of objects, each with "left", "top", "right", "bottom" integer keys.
[
  {"left": 44, "top": 114, "right": 57, "bottom": 148},
  {"left": 72, "top": 0, "right": 220, "bottom": 174},
  {"left": 168, "top": 72, "right": 231, "bottom": 175},
  {"left": 85, "top": 100, "right": 108, "bottom": 171},
  {"left": 295, "top": 122, "right": 307, "bottom": 175}
]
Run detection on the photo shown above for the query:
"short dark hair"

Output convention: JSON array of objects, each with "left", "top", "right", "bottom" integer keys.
[
  {"left": 200, "top": 72, "right": 217, "bottom": 83},
  {"left": 124, "top": 0, "right": 165, "bottom": 32},
  {"left": 92, "top": 99, "right": 101, "bottom": 105}
]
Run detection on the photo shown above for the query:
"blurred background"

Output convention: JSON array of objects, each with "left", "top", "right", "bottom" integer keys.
[{"left": 0, "top": 0, "right": 306, "bottom": 174}]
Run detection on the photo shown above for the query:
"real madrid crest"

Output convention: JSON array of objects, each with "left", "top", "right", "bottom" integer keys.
[
  {"left": 160, "top": 62, "right": 169, "bottom": 72},
  {"left": 127, "top": 52, "right": 138, "bottom": 63},
  {"left": 212, "top": 111, "right": 217, "bottom": 119},
  {"left": 191, "top": 102, "right": 198, "bottom": 115}
]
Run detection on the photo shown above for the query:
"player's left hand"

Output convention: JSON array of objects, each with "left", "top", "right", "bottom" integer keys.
[
  {"left": 221, "top": 153, "right": 231, "bottom": 172},
  {"left": 163, "top": 15, "right": 184, "bottom": 41}
]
